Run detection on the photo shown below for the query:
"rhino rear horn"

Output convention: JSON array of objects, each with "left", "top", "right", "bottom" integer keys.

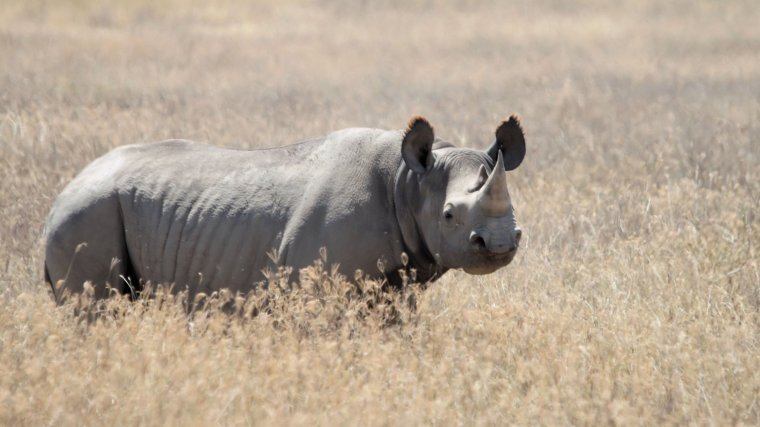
[
  {"left": 402, "top": 116, "right": 435, "bottom": 174},
  {"left": 486, "top": 115, "right": 526, "bottom": 171},
  {"left": 478, "top": 151, "right": 510, "bottom": 216}
]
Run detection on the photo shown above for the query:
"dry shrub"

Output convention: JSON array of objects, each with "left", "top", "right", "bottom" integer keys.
[{"left": 0, "top": 263, "right": 427, "bottom": 426}]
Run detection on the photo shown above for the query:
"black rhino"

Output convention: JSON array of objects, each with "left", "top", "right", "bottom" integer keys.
[{"left": 44, "top": 116, "right": 526, "bottom": 301}]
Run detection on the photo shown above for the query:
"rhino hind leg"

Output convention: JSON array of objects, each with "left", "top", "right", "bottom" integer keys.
[{"left": 44, "top": 195, "right": 138, "bottom": 303}]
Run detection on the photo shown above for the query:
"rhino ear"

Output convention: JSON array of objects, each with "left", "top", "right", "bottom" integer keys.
[
  {"left": 402, "top": 116, "right": 435, "bottom": 174},
  {"left": 486, "top": 115, "right": 526, "bottom": 171}
]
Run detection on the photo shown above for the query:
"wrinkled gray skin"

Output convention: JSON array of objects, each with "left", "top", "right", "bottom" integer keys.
[{"left": 44, "top": 116, "right": 526, "bottom": 302}]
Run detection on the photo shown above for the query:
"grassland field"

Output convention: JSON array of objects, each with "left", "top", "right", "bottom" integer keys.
[{"left": 0, "top": 0, "right": 759, "bottom": 425}]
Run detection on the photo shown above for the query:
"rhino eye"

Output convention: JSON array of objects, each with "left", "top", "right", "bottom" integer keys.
[{"left": 443, "top": 204, "right": 454, "bottom": 221}]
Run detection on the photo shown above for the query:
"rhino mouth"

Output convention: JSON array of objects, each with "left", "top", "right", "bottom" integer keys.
[
  {"left": 462, "top": 249, "right": 517, "bottom": 274},
  {"left": 489, "top": 250, "right": 517, "bottom": 266}
]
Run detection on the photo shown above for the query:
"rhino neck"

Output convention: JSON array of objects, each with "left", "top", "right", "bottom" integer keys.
[{"left": 392, "top": 164, "right": 446, "bottom": 283}]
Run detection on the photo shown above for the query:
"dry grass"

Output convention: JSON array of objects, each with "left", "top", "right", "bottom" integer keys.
[{"left": 1, "top": 0, "right": 759, "bottom": 425}]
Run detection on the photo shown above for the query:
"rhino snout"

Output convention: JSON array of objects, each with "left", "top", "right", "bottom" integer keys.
[{"left": 470, "top": 227, "right": 521, "bottom": 255}]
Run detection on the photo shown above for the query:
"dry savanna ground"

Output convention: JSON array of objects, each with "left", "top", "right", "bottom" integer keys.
[{"left": 1, "top": 0, "right": 759, "bottom": 425}]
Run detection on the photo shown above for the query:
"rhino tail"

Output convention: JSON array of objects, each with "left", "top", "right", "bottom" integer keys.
[
  {"left": 44, "top": 262, "right": 51, "bottom": 289},
  {"left": 121, "top": 245, "right": 140, "bottom": 300},
  {"left": 44, "top": 261, "right": 60, "bottom": 304}
]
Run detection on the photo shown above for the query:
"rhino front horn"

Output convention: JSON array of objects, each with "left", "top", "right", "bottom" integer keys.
[{"left": 478, "top": 151, "right": 510, "bottom": 216}]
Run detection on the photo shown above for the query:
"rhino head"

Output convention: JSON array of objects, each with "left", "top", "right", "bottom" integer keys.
[{"left": 396, "top": 115, "right": 526, "bottom": 278}]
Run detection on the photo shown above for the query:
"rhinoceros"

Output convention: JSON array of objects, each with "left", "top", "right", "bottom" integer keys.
[{"left": 44, "top": 115, "right": 526, "bottom": 301}]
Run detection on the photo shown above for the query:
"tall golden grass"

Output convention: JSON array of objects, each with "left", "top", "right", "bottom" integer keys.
[{"left": 1, "top": 0, "right": 758, "bottom": 425}]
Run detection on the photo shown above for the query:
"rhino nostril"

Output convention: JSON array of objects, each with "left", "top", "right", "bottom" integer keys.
[
  {"left": 469, "top": 232, "right": 486, "bottom": 249},
  {"left": 514, "top": 228, "right": 522, "bottom": 244}
]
